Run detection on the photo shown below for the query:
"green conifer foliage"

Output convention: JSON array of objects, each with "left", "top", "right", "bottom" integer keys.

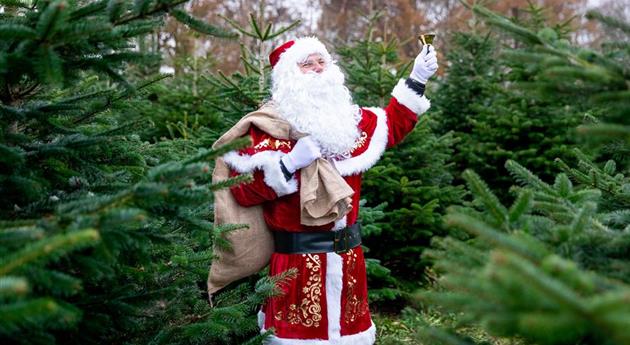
[
  {"left": 0, "top": 1, "right": 284, "bottom": 344},
  {"left": 556, "top": 149, "right": 630, "bottom": 212},
  {"left": 431, "top": 3, "right": 589, "bottom": 200},
  {"left": 415, "top": 162, "right": 630, "bottom": 345}
]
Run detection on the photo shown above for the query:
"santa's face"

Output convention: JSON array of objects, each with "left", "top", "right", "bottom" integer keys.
[
  {"left": 271, "top": 51, "right": 361, "bottom": 159},
  {"left": 298, "top": 53, "right": 326, "bottom": 74}
]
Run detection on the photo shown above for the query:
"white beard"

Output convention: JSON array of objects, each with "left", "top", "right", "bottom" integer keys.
[{"left": 271, "top": 62, "right": 361, "bottom": 159}]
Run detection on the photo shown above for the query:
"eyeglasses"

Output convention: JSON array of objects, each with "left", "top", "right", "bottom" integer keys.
[{"left": 299, "top": 58, "right": 326, "bottom": 69}]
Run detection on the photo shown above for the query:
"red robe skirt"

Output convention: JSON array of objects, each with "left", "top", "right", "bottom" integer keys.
[{"left": 259, "top": 245, "right": 375, "bottom": 344}]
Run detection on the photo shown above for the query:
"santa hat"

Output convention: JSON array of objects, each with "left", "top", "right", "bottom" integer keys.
[{"left": 269, "top": 37, "right": 333, "bottom": 71}]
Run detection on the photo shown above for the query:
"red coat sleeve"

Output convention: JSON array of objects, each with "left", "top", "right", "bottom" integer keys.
[
  {"left": 386, "top": 79, "right": 432, "bottom": 147},
  {"left": 229, "top": 169, "right": 279, "bottom": 207}
]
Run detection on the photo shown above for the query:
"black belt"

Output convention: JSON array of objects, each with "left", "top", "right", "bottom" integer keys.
[{"left": 273, "top": 223, "right": 362, "bottom": 254}]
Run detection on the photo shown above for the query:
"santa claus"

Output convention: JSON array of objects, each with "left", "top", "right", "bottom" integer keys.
[{"left": 222, "top": 36, "right": 437, "bottom": 344}]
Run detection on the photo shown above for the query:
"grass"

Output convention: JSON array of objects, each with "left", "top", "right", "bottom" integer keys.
[{"left": 373, "top": 309, "right": 526, "bottom": 345}]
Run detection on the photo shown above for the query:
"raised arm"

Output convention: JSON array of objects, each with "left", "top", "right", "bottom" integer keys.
[{"left": 386, "top": 44, "right": 438, "bottom": 147}]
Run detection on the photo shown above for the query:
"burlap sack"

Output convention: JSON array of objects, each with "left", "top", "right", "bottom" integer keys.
[
  {"left": 301, "top": 159, "right": 354, "bottom": 226},
  {"left": 207, "top": 156, "right": 273, "bottom": 296}
]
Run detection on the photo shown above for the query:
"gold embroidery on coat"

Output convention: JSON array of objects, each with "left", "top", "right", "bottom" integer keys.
[
  {"left": 278, "top": 254, "right": 323, "bottom": 328},
  {"left": 254, "top": 138, "right": 270, "bottom": 150},
  {"left": 344, "top": 249, "right": 369, "bottom": 324},
  {"left": 274, "top": 140, "right": 292, "bottom": 150},
  {"left": 349, "top": 131, "right": 368, "bottom": 153}
]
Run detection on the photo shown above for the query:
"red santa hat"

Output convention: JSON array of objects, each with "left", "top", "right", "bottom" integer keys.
[{"left": 269, "top": 37, "right": 333, "bottom": 71}]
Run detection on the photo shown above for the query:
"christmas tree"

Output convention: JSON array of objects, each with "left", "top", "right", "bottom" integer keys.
[{"left": 431, "top": 2, "right": 589, "bottom": 201}]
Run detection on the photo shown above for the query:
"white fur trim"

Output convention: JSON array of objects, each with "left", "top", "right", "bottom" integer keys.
[
  {"left": 223, "top": 150, "right": 298, "bottom": 197},
  {"left": 275, "top": 37, "right": 333, "bottom": 69},
  {"left": 333, "top": 108, "right": 389, "bottom": 176},
  {"left": 326, "top": 252, "right": 343, "bottom": 342},
  {"left": 258, "top": 309, "right": 265, "bottom": 329},
  {"left": 391, "top": 79, "right": 431, "bottom": 114},
  {"left": 260, "top": 324, "right": 376, "bottom": 345},
  {"left": 259, "top": 311, "right": 376, "bottom": 345}
]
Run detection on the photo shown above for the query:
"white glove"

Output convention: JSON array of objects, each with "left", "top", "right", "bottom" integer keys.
[
  {"left": 281, "top": 136, "right": 321, "bottom": 174},
  {"left": 410, "top": 45, "right": 438, "bottom": 84}
]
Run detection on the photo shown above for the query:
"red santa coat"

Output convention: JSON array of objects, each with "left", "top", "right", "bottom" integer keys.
[{"left": 222, "top": 80, "right": 430, "bottom": 344}]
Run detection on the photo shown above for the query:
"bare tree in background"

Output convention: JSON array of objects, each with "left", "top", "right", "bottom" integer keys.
[
  {"left": 151, "top": 0, "right": 615, "bottom": 76},
  {"left": 318, "top": 0, "right": 593, "bottom": 64},
  {"left": 581, "top": 0, "right": 630, "bottom": 44},
  {"left": 318, "top": 0, "right": 429, "bottom": 60}
]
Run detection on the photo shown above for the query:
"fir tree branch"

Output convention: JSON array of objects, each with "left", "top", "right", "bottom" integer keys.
[
  {"left": 586, "top": 10, "right": 630, "bottom": 34},
  {"left": 0, "top": 0, "right": 31, "bottom": 9},
  {"left": 114, "top": 0, "right": 188, "bottom": 26},
  {"left": 0, "top": 276, "right": 29, "bottom": 298},
  {"left": 68, "top": 0, "right": 108, "bottom": 20},
  {"left": 508, "top": 189, "right": 533, "bottom": 223},
  {"left": 505, "top": 160, "right": 556, "bottom": 195},
  {"left": 0, "top": 229, "right": 99, "bottom": 276},
  {"left": 494, "top": 252, "right": 590, "bottom": 317},
  {"left": 0, "top": 298, "right": 81, "bottom": 335},
  {"left": 264, "top": 20, "right": 300, "bottom": 41},
  {"left": 72, "top": 74, "right": 170, "bottom": 125},
  {"left": 445, "top": 213, "right": 548, "bottom": 262},
  {"left": 35, "top": 0, "right": 67, "bottom": 41},
  {"left": 170, "top": 9, "right": 236, "bottom": 38},
  {"left": 218, "top": 13, "right": 258, "bottom": 39},
  {"left": 462, "top": 170, "right": 509, "bottom": 227}
]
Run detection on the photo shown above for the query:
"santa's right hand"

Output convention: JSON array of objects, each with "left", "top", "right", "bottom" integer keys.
[
  {"left": 281, "top": 136, "right": 322, "bottom": 173},
  {"left": 410, "top": 45, "right": 438, "bottom": 84}
]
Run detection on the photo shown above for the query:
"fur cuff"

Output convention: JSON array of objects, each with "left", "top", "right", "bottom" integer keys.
[
  {"left": 223, "top": 150, "right": 298, "bottom": 197},
  {"left": 391, "top": 79, "right": 431, "bottom": 114}
]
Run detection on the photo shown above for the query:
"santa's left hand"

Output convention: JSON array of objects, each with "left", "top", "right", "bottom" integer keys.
[
  {"left": 410, "top": 45, "right": 438, "bottom": 84},
  {"left": 281, "top": 136, "right": 322, "bottom": 174}
]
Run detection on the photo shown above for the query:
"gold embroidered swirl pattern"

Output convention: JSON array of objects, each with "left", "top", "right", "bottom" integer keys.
[
  {"left": 254, "top": 138, "right": 270, "bottom": 150},
  {"left": 344, "top": 249, "right": 369, "bottom": 324},
  {"left": 275, "top": 254, "right": 323, "bottom": 327},
  {"left": 349, "top": 131, "right": 368, "bottom": 154},
  {"left": 254, "top": 138, "right": 293, "bottom": 151},
  {"left": 274, "top": 139, "right": 292, "bottom": 150}
]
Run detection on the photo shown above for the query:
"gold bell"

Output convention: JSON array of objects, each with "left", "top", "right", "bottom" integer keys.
[{"left": 418, "top": 34, "right": 435, "bottom": 46}]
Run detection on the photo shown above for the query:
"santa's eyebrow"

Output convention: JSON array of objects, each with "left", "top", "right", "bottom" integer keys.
[{"left": 299, "top": 54, "right": 326, "bottom": 61}]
